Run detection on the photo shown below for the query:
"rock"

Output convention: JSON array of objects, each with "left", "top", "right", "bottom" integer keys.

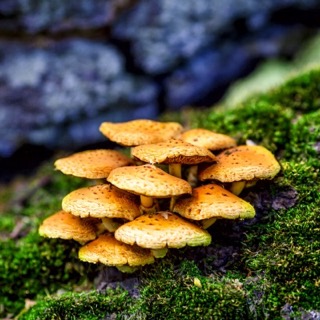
[
  {"left": 0, "top": 0, "right": 108, "bottom": 33},
  {"left": 0, "top": 0, "right": 320, "bottom": 156},
  {"left": 0, "top": 39, "right": 158, "bottom": 156},
  {"left": 112, "top": 0, "right": 318, "bottom": 74}
]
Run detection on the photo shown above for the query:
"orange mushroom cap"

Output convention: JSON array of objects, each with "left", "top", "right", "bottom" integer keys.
[
  {"left": 114, "top": 211, "right": 212, "bottom": 249},
  {"left": 54, "top": 149, "right": 132, "bottom": 179},
  {"left": 179, "top": 128, "right": 236, "bottom": 151},
  {"left": 62, "top": 184, "right": 141, "bottom": 220},
  {"left": 199, "top": 145, "right": 281, "bottom": 183},
  {"left": 99, "top": 119, "right": 183, "bottom": 146},
  {"left": 39, "top": 210, "right": 98, "bottom": 243},
  {"left": 174, "top": 184, "right": 255, "bottom": 220}
]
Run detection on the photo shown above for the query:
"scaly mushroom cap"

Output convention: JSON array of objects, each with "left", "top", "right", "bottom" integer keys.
[
  {"left": 39, "top": 210, "right": 98, "bottom": 243},
  {"left": 114, "top": 211, "right": 212, "bottom": 249},
  {"left": 173, "top": 184, "right": 255, "bottom": 220},
  {"left": 62, "top": 184, "right": 141, "bottom": 220},
  {"left": 107, "top": 164, "right": 192, "bottom": 198},
  {"left": 54, "top": 149, "right": 132, "bottom": 179},
  {"left": 99, "top": 119, "right": 183, "bottom": 146},
  {"left": 131, "top": 139, "right": 216, "bottom": 165},
  {"left": 199, "top": 145, "right": 281, "bottom": 183},
  {"left": 179, "top": 128, "right": 236, "bottom": 151},
  {"left": 79, "top": 233, "right": 155, "bottom": 267}
]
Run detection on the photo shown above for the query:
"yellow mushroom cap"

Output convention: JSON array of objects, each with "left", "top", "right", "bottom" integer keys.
[
  {"left": 199, "top": 145, "right": 281, "bottom": 183},
  {"left": 78, "top": 233, "right": 155, "bottom": 267},
  {"left": 173, "top": 184, "right": 255, "bottom": 220},
  {"left": 107, "top": 164, "right": 192, "bottom": 198},
  {"left": 114, "top": 211, "right": 212, "bottom": 249},
  {"left": 62, "top": 184, "right": 141, "bottom": 220},
  {"left": 39, "top": 210, "right": 98, "bottom": 243},
  {"left": 54, "top": 149, "right": 132, "bottom": 179},
  {"left": 99, "top": 119, "right": 183, "bottom": 146},
  {"left": 179, "top": 128, "right": 237, "bottom": 151},
  {"left": 131, "top": 139, "right": 216, "bottom": 165}
]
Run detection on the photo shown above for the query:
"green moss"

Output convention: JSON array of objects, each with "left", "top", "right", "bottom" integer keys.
[
  {"left": 3, "top": 67, "right": 320, "bottom": 319},
  {"left": 239, "top": 158, "right": 320, "bottom": 318},
  {"left": 0, "top": 232, "right": 88, "bottom": 318},
  {"left": 193, "top": 101, "right": 294, "bottom": 153},
  {"left": 284, "top": 110, "right": 320, "bottom": 167},
  {"left": 128, "top": 259, "right": 248, "bottom": 320},
  {"left": 19, "top": 289, "right": 131, "bottom": 320},
  {"left": 0, "top": 163, "right": 94, "bottom": 318},
  {"left": 264, "top": 68, "right": 320, "bottom": 113}
]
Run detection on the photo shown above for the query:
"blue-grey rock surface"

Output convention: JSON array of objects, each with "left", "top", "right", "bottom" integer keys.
[
  {"left": 0, "top": 0, "right": 319, "bottom": 157},
  {"left": 0, "top": 39, "right": 158, "bottom": 156},
  {"left": 0, "top": 0, "right": 110, "bottom": 33},
  {"left": 113, "top": 0, "right": 318, "bottom": 74}
]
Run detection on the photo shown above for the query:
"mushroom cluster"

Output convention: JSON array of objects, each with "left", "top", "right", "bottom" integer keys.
[{"left": 39, "top": 119, "right": 281, "bottom": 272}]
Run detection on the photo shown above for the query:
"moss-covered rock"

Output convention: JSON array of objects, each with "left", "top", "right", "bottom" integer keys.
[{"left": 1, "top": 66, "right": 319, "bottom": 319}]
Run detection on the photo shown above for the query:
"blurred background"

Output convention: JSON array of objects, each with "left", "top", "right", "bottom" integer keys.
[{"left": 1, "top": 0, "right": 320, "bottom": 182}]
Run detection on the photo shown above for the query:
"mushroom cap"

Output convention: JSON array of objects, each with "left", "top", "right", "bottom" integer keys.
[
  {"left": 54, "top": 149, "right": 132, "bottom": 179},
  {"left": 107, "top": 164, "right": 192, "bottom": 197},
  {"left": 173, "top": 184, "right": 255, "bottom": 220},
  {"left": 114, "top": 211, "right": 212, "bottom": 249},
  {"left": 62, "top": 184, "right": 141, "bottom": 220},
  {"left": 99, "top": 119, "right": 183, "bottom": 146},
  {"left": 131, "top": 139, "right": 216, "bottom": 165},
  {"left": 78, "top": 233, "right": 155, "bottom": 267},
  {"left": 179, "top": 128, "right": 237, "bottom": 151},
  {"left": 199, "top": 145, "right": 281, "bottom": 183},
  {"left": 39, "top": 210, "right": 98, "bottom": 243}
]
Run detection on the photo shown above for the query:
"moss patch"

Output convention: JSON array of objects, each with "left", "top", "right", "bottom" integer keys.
[{"left": 1, "top": 67, "right": 320, "bottom": 319}]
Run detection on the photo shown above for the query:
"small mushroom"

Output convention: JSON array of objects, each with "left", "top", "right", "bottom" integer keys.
[
  {"left": 173, "top": 184, "right": 255, "bottom": 228},
  {"left": 62, "top": 184, "right": 141, "bottom": 232},
  {"left": 107, "top": 164, "right": 192, "bottom": 213},
  {"left": 179, "top": 128, "right": 237, "bottom": 150},
  {"left": 99, "top": 119, "right": 183, "bottom": 147},
  {"left": 199, "top": 145, "right": 281, "bottom": 195},
  {"left": 78, "top": 233, "right": 155, "bottom": 273},
  {"left": 131, "top": 138, "right": 216, "bottom": 178},
  {"left": 178, "top": 128, "right": 237, "bottom": 185},
  {"left": 114, "top": 211, "right": 212, "bottom": 251},
  {"left": 54, "top": 149, "right": 132, "bottom": 179},
  {"left": 39, "top": 210, "right": 98, "bottom": 244}
]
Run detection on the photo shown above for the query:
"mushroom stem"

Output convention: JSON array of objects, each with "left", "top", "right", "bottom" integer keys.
[
  {"left": 101, "top": 217, "right": 121, "bottom": 232},
  {"left": 201, "top": 217, "right": 217, "bottom": 229},
  {"left": 116, "top": 265, "right": 139, "bottom": 273},
  {"left": 245, "top": 180, "right": 257, "bottom": 188},
  {"left": 139, "top": 195, "right": 159, "bottom": 214},
  {"left": 230, "top": 181, "right": 246, "bottom": 196},
  {"left": 169, "top": 163, "right": 182, "bottom": 178},
  {"left": 169, "top": 196, "right": 178, "bottom": 212},
  {"left": 168, "top": 163, "right": 182, "bottom": 210},
  {"left": 187, "top": 165, "right": 198, "bottom": 187},
  {"left": 151, "top": 248, "right": 168, "bottom": 258},
  {"left": 140, "top": 195, "right": 154, "bottom": 208}
]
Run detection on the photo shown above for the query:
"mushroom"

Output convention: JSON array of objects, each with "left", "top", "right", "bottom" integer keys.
[
  {"left": 114, "top": 211, "right": 212, "bottom": 256},
  {"left": 198, "top": 145, "right": 281, "bottom": 195},
  {"left": 78, "top": 233, "right": 155, "bottom": 273},
  {"left": 54, "top": 149, "right": 132, "bottom": 179},
  {"left": 178, "top": 128, "right": 237, "bottom": 185},
  {"left": 107, "top": 164, "right": 192, "bottom": 213},
  {"left": 131, "top": 138, "right": 216, "bottom": 178},
  {"left": 179, "top": 128, "right": 237, "bottom": 150},
  {"left": 173, "top": 184, "right": 255, "bottom": 229},
  {"left": 99, "top": 119, "right": 183, "bottom": 147},
  {"left": 39, "top": 210, "right": 98, "bottom": 244},
  {"left": 62, "top": 184, "right": 141, "bottom": 232}
]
